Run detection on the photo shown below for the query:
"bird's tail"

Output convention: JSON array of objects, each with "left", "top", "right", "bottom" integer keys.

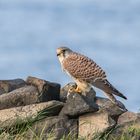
[
  {"left": 104, "top": 80, "right": 127, "bottom": 100},
  {"left": 93, "top": 79, "right": 127, "bottom": 111},
  {"left": 93, "top": 79, "right": 127, "bottom": 100},
  {"left": 104, "top": 92, "right": 127, "bottom": 111}
]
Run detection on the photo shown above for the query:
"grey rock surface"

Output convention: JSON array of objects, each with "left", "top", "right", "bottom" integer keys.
[
  {"left": 0, "top": 86, "right": 39, "bottom": 110},
  {"left": 60, "top": 82, "right": 96, "bottom": 103},
  {"left": 108, "top": 111, "right": 140, "bottom": 139},
  {"left": 59, "top": 92, "right": 98, "bottom": 117},
  {"left": 60, "top": 82, "right": 76, "bottom": 102},
  {"left": 117, "top": 111, "right": 140, "bottom": 125},
  {"left": 26, "top": 76, "right": 60, "bottom": 101},
  {"left": 0, "top": 100, "right": 64, "bottom": 128},
  {"left": 79, "top": 111, "right": 116, "bottom": 139},
  {"left": 25, "top": 116, "right": 78, "bottom": 140},
  {"left": 95, "top": 96, "right": 127, "bottom": 121},
  {"left": 78, "top": 97, "right": 127, "bottom": 139},
  {"left": 0, "top": 79, "right": 26, "bottom": 95}
]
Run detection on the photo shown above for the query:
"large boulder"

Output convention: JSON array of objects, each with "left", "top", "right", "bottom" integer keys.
[
  {"left": 95, "top": 97, "right": 127, "bottom": 120},
  {"left": 0, "top": 76, "right": 61, "bottom": 110},
  {"left": 0, "top": 100, "right": 64, "bottom": 128},
  {"left": 78, "top": 97, "right": 127, "bottom": 139},
  {"left": 79, "top": 111, "right": 116, "bottom": 139},
  {"left": 117, "top": 111, "right": 140, "bottom": 125},
  {"left": 60, "top": 82, "right": 76, "bottom": 102},
  {"left": 59, "top": 92, "right": 98, "bottom": 118},
  {"left": 26, "top": 76, "right": 60, "bottom": 101},
  {"left": 0, "top": 79, "right": 26, "bottom": 95},
  {"left": 108, "top": 111, "right": 140, "bottom": 139},
  {"left": 25, "top": 116, "right": 78, "bottom": 140},
  {"left": 60, "top": 82, "right": 96, "bottom": 103},
  {"left": 0, "top": 86, "right": 39, "bottom": 110}
]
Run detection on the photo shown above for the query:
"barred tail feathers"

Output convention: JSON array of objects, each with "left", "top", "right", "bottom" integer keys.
[{"left": 105, "top": 80, "right": 127, "bottom": 100}]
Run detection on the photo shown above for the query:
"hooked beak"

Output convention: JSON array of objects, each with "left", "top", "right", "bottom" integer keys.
[{"left": 57, "top": 53, "right": 60, "bottom": 56}]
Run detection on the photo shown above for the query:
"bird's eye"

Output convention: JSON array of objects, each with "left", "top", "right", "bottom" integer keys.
[
  {"left": 62, "top": 50, "right": 66, "bottom": 53},
  {"left": 57, "top": 53, "right": 61, "bottom": 56}
]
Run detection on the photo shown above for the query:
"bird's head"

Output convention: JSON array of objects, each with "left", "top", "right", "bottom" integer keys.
[{"left": 56, "top": 46, "right": 73, "bottom": 63}]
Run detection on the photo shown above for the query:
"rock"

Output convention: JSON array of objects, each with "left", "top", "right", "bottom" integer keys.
[
  {"left": 78, "top": 97, "right": 127, "bottom": 139},
  {"left": 108, "top": 112, "right": 140, "bottom": 139},
  {"left": 84, "top": 88, "right": 96, "bottom": 103},
  {"left": 60, "top": 82, "right": 96, "bottom": 103},
  {"left": 0, "top": 101, "right": 64, "bottom": 128},
  {"left": 26, "top": 76, "right": 60, "bottom": 101},
  {"left": 95, "top": 97, "right": 127, "bottom": 121},
  {"left": 60, "top": 82, "right": 76, "bottom": 102},
  {"left": 0, "top": 86, "right": 39, "bottom": 110},
  {"left": 117, "top": 111, "right": 140, "bottom": 125},
  {"left": 25, "top": 116, "right": 78, "bottom": 140},
  {"left": 59, "top": 92, "right": 98, "bottom": 118},
  {"left": 0, "top": 79, "right": 26, "bottom": 95},
  {"left": 79, "top": 111, "right": 116, "bottom": 139}
]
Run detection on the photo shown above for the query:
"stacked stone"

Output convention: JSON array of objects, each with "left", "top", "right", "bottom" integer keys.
[{"left": 0, "top": 77, "right": 139, "bottom": 139}]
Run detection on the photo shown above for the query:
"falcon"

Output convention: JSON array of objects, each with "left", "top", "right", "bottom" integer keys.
[{"left": 56, "top": 47, "right": 127, "bottom": 106}]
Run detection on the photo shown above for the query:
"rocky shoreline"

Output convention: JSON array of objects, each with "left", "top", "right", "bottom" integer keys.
[{"left": 0, "top": 76, "right": 139, "bottom": 139}]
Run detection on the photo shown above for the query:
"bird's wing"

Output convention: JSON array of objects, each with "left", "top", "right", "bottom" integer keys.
[{"left": 63, "top": 53, "right": 107, "bottom": 82}]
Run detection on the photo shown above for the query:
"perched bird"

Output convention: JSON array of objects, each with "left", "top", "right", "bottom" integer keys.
[{"left": 56, "top": 47, "right": 127, "bottom": 106}]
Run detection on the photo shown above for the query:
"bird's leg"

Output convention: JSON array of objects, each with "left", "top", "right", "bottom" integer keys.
[
  {"left": 68, "top": 84, "right": 82, "bottom": 94},
  {"left": 74, "top": 86, "right": 82, "bottom": 93},
  {"left": 68, "top": 83, "right": 77, "bottom": 93}
]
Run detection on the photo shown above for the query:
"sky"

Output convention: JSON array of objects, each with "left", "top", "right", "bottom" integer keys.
[{"left": 0, "top": 0, "right": 140, "bottom": 112}]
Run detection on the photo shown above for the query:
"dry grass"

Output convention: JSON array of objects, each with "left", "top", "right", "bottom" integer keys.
[{"left": 0, "top": 124, "right": 140, "bottom": 140}]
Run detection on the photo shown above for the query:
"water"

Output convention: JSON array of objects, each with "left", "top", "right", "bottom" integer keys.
[{"left": 0, "top": 0, "right": 140, "bottom": 112}]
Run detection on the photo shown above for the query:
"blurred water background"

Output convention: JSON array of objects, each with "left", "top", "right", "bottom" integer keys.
[{"left": 0, "top": 0, "right": 140, "bottom": 112}]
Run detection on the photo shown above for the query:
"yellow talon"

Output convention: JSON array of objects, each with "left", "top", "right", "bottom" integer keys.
[
  {"left": 68, "top": 84, "right": 82, "bottom": 94},
  {"left": 74, "top": 86, "right": 82, "bottom": 94}
]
